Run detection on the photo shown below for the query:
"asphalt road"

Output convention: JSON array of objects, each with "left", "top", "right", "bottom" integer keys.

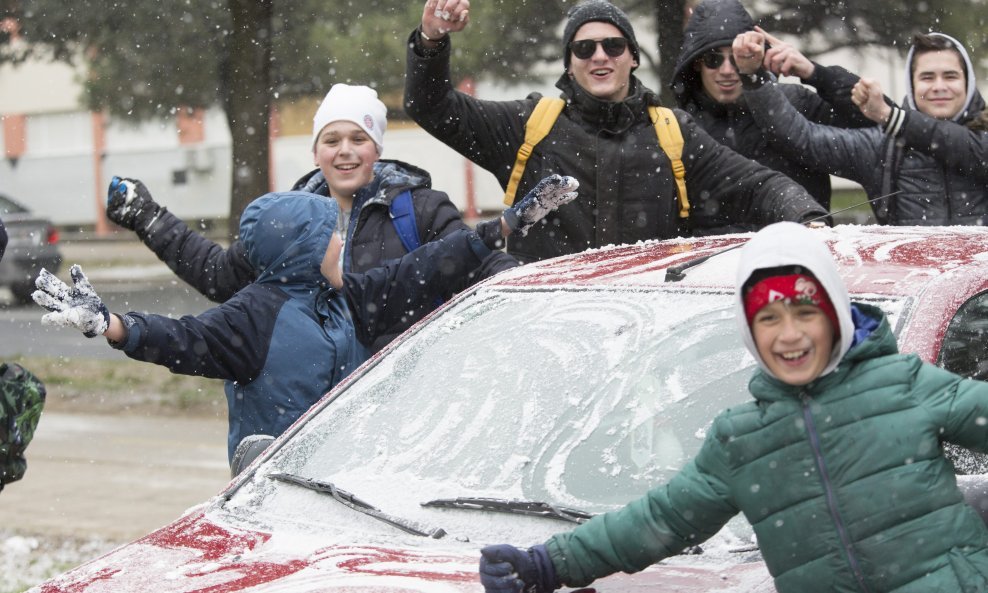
[
  {"left": 0, "top": 239, "right": 230, "bottom": 545},
  {"left": 0, "top": 238, "right": 214, "bottom": 359},
  {"left": 0, "top": 411, "right": 230, "bottom": 541}
]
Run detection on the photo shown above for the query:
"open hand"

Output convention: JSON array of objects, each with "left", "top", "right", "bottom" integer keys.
[{"left": 32, "top": 265, "right": 110, "bottom": 338}]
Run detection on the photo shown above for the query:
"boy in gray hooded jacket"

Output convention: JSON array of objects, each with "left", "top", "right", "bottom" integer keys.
[{"left": 736, "top": 31, "right": 988, "bottom": 226}]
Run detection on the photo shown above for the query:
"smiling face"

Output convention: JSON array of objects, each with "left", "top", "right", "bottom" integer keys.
[
  {"left": 751, "top": 300, "right": 834, "bottom": 386},
  {"left": 568, "top": 22, "right": 637, "bottom": 103},
  {"left": 912, "top": 49, "right": 967, "bottom": 120},
  {"left": 696, "top": 46, "right": 742, "bottom": 104},
  {"left": 313, "top": 121, "right": 379, "bottom": 203}
]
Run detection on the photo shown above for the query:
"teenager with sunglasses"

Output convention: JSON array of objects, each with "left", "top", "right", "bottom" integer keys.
[
  {"left": 670, "top": 0, "right": 875, "bottom": 212},
  {"left": 405, "top": 0, "right": 828, "bottom": 264}
]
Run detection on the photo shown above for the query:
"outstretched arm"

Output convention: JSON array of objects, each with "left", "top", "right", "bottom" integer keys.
[{"left": 33, "top": 265, "right": 267, "bottom": 383}]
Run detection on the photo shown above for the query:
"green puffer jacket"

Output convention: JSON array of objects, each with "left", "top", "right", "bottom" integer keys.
[{"left": 545, "top": 304, "right": 988, "bottom": 592}]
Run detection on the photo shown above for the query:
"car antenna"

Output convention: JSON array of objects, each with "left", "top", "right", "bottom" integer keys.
[
  {"left": 664, "top": 190, "right": 902, "bottom": 283},
  {"left": 801, "top": 190, "right": 902, "bottom": 227}
]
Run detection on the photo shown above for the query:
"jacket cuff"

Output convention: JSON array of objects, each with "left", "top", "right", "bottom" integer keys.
[
  {"left": 802, "top": 61, "right": 825, "bottom": 87},
  {"left": 882, "top": 106, "right": 906, "bottom": 137},
  {"left": 410, "top": 26, "right": 449, "bottom": 57},
  {"left": 740, "top": 68, "right": 771, "bottom": 90},
  {"left": 530, "top": 544, "right": 561, "bottom": 593},
  {"left": 465, "top": 231, "right": 494, "bottom": 262},
  {"left": 106, "top": 313, "right": 143, "bottom": 352}
]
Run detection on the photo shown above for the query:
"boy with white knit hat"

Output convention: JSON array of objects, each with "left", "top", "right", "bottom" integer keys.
[{"left": 311, "top": 83, "right": 387, "bottom": 154}]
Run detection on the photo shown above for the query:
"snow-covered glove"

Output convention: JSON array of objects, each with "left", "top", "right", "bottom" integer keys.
[
  {"left": 503, "top": 175, "right": 579, "bottom": 237},
  {"left": 32, "top": 265, "right": 110, "bottom": 338},
  {"left": 106, "top": 176, "right": 163, "bottom": 232},
  {"left": 479, "top": 544, "right": 559, "bottom": 593}
]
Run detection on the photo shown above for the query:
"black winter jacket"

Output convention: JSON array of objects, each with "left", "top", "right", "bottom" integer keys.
[
  {"left": 671, "top": 0, "right": 874, "bottom": 211},
  {"left": 405, "top": 30, "right": 826, "bottom": 263},
  {"left": 132, "top": 159, "right": 516, "bottom": 351}
]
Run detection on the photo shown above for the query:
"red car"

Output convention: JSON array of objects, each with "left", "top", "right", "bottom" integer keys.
[{"left": 32, "top": 225, "right": 988, "bottom": 592}]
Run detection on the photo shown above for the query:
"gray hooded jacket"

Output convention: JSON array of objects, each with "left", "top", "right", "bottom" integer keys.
[{"left": 744, "top": 32, "right": 988, "bottom": 226}]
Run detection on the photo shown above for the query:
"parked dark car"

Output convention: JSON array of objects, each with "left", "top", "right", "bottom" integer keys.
[
  {"left": 0, "top": 193, "right": 61, "bottom": 304},
  {"left": 29, "top": 225, "right": 988, "bottom": 592}
]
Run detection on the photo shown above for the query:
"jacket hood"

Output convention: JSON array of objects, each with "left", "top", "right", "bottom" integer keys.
[
  {"left": 734, "top": 222, "right": 854, "bottom": 381},
  {"left": 239, "top": 191, "right": 337, "bottom": 289},
  {"left": 671, "top": 0, "right": 755, "bottom": 105},
  {"left": 904, "top": 32, "right": 980, "bottom": 123},
  {"left": 292, "top": 159, "right": 432, "bottom": 203}
]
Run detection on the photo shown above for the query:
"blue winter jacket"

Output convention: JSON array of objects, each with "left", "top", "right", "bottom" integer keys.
[{"left": 111, "top": 192, "right": 497, "bottom": 460}]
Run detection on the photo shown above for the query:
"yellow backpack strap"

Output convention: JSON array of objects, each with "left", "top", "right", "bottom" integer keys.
[
  {"left": 649, "top": 105, "right": 689, "bottom": 218},
  {"left": 503, "top": 97, "right": 566, "bottom": 206}
]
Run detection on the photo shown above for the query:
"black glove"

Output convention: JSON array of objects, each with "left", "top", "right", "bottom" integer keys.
[
  {"left": 503, "top": 175, "right": 579, "bottom": 237},
  {"left": 32, "top": 265, "right": 110, "bottom": 338},
  {"left": 479, "top": 544, "right": 558, "bottom": 593},
  {"left": 106, "top": 176, "right": 163, "bottom": 233}
]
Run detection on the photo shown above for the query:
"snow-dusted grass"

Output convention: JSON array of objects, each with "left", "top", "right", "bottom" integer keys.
[{"left": 0, "top": 530, "right": 119, "bottom": 593}]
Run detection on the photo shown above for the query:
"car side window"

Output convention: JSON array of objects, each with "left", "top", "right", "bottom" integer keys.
[
  {"left": 939, "top": 291, "right": 988, "bottom": 382},
  {"left": 939, "top": 291, "right": 988, "bottom": 475}
]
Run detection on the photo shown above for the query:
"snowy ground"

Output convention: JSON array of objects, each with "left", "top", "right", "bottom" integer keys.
[{"left": 0, "top": 530, "right": 119, "bottom": 593}]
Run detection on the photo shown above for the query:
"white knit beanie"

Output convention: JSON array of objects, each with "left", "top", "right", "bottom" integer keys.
[{"left": 311, "top": 84, "right": 387, "bottom": 154}]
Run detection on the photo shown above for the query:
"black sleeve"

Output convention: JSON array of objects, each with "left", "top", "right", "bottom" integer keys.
[
  {"left": 744, "top": 82, "right": 886, "bottom": 195},
  {"left": 799, "top": 63, "right": 874, "bottom": 128},
  {"left": 415, "top": 190, "right": 520, "bottom": 289},
  {"left": 404, "top": 28, "right": 532, "bottom": 185},
  {"left": 116, "top": 286, "right": 282, "bottom": 385},
  {"left": 342, "top": 229, "right": 493, "bottom": 345},
  {"left": 137, "top": 208, "right": 256, "bottom": 302},
  {"left": 677, "top": 108, "right": 828, "bottom": 231}
]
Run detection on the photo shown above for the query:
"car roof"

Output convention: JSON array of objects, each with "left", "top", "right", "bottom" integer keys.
[{"left": 484, "top": 225, "right": 988, "bottom": 363}]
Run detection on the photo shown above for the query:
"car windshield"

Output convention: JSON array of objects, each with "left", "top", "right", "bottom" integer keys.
[{"left": 221, "top": 285, "right": 906, "bottom": 551}]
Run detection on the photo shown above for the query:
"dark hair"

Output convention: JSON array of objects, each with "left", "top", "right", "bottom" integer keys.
[{"left": 910, "top": 33, "right": 964, "bottom": 79}]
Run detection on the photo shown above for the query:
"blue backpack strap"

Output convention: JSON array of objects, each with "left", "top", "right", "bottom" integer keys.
[{"left": 389, "top": 189, "right": 420, "bottom": 253}]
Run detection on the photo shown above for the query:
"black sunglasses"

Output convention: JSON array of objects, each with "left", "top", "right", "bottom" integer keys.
[
  {"left": 569, "top": 37, "right": 629, "bottom": 60},
  {"left": 700, "top": 50, "right": 735, "bottom": 70}
]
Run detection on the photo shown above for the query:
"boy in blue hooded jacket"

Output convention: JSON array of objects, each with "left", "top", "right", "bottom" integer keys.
[{"left": 32, "top": 175, "right": 578, "bottom": 463}]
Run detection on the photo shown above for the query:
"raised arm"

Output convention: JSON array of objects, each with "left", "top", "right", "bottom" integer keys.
[
  {"left": 754, "top": 27, "right": 876, "bottom": 129},
  {"left": 107, "top": 177, "right": 255, "bottom": 302},
  {"left": 33, "top": 264, "right": 267, "bottom": 384},
  {"left": 404, "top": 1, "right": 530, "bottom": 184},
  {"left": 854, "top": 85, "right": 988, "bottom": 183}
]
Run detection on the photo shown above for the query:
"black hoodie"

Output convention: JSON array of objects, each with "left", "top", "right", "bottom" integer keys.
[{"left": 670, "top": 0, "right": 874, "bottom": 210}]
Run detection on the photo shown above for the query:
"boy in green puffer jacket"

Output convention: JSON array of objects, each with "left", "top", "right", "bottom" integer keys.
[{"left": 480, "top": 221, "right": 988, "bottom": 593}]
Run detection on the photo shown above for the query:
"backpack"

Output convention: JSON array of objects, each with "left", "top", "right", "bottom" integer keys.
[
  {"left": 0, "top": 362, "right": 46, "bottom": 491},
  {"left": 502, "top": 97, "right": 690, "bottom": 219},
  {"left": 389, "top": 189, "right": 420, "bottom": 252}
]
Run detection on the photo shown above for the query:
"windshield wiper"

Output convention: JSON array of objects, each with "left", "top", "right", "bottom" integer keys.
[
  {"left": 269, "top": 472, "right": 446, "bottom": 538},
  {"left": 421, "top": 497, "right": 594, "bottom": 524}
]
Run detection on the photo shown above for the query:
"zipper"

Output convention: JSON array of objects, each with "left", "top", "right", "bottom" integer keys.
[{"left": 800, "top": 392, "right": 872, "bottom": 592}]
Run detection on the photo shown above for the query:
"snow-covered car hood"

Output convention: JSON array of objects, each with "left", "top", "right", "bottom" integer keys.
[{"left": 35, "top": 507, "right": 774, "bottom": 593}]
